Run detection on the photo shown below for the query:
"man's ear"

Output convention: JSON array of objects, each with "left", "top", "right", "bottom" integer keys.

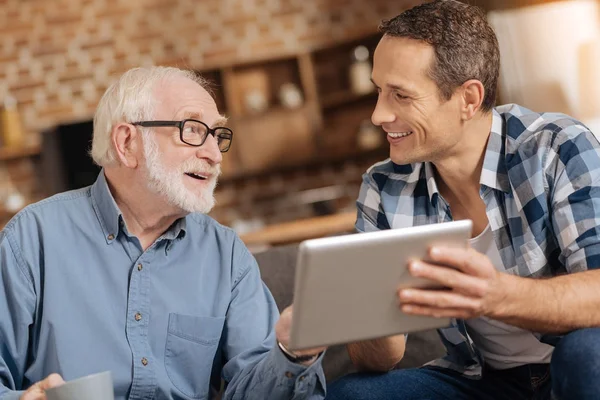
[
  {"left": 112, "top": 123, "right": 140, "bottom": 168},
  {"left": 460, "top": 79, "right": 485, "bottom": 120}
]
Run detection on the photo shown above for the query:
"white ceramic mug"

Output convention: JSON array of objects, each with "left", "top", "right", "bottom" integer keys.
[{"left": 45, "top": 371, "right": 114, "bottom": 400}]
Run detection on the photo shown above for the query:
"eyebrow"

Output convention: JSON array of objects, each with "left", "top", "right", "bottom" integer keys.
[
  {"left": 212, "top": 116, "right": 229, "bottom": 127},
  {"left": 370, "top": 78, "right": 415, "bottom": 95},
  {"left": 182, "top": 111, "right": 202, "bottom": 120}
]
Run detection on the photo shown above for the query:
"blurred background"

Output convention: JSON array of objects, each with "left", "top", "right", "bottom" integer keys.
[{"left": 1, "top": 0, "right": 599, "bottom": 250}]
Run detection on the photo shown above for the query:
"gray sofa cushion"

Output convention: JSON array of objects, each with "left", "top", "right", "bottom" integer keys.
[{"left": 254, "top": 244, "right": 446, "bottom": 382}]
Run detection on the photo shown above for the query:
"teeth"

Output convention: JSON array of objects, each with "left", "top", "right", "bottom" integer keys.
[
  {"left": 388, "top": 131, "right": 413, "bottom": 138},
  {"left": 186, "top": 172, "right": 207, "bottom": 180}
]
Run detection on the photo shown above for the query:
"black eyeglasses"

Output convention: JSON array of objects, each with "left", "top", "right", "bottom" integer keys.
[{"left": 131, "top": 119, "right": 233, "bottom": 152}]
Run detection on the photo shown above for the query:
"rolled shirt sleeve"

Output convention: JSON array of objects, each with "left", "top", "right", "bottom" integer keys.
[{"left": 549, "top": 128, "right": 600, "bottom": 272}]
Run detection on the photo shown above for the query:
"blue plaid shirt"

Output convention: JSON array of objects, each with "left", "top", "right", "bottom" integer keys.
[{"left": 356, "top": 104, "right": 600, "bottom": 377}]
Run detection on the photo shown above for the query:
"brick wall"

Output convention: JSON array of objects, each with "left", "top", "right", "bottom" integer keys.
[{"left": 1, "top": 0, "right": 419, "bottom": 133}]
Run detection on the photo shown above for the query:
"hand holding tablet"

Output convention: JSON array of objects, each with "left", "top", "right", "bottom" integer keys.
[{"left": 288, "top": 220, "right": 472, "bottom": 351}]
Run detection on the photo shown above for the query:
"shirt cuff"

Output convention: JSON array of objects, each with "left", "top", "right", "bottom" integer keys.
[
  {"left": 0, "top": 390, "right": 25, "bottom": 400},
  {"left": 268, "top": 345, "right": 327, "bottom": 396}
]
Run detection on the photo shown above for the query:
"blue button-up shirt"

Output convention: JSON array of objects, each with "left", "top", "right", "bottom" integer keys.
[
  {"left": 356, "top": 104, "right": 600, "bottom": 377},
  {"left": 0, "top": 171, "right": 325, "bottom": 399}
]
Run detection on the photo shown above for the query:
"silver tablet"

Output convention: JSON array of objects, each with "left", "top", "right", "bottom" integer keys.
[{"left": 288, "top": 219, "right": 473, "bottom": 350}]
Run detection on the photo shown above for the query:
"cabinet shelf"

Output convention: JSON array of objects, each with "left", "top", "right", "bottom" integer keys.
[
  {"left": 10, "top": 32, "right": 387, "bottom": 218},
  {"left": 0, "top": 144, "right": 41, "bottom": 162},
  {"left": 321, "top": 90, "right": 376, "bottom": 110},
  {"left": 219, "top": 145, "right": 387, "bottom": 184},
  {"left": 232, "top": 104, "right": 309, "bottom": 120}
]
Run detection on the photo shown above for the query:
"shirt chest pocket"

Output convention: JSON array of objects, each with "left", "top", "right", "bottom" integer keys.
[{"left": 165, "top": 313, "right": 225, "bottom": 399}]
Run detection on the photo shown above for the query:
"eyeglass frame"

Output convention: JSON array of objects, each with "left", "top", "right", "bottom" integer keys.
[{"left": 131, "top": 119, "right": 233, "bottom": 152}]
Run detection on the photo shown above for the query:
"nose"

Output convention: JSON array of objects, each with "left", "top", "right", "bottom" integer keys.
[
  {"left": 196, "top": 133, "right": 223, "bottom": 165},
  {"left": 371, "top": 95, "right": 396, "bottom": 127}
]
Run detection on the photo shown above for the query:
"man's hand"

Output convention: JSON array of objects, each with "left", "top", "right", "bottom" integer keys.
[
  {"left": 398, "top": 246, "right": 509, "bottom": 319},
  {"left": 275, "top": 305, "right": 327, "bottom": 364},
  {"left": 20, "top": 373, "right": 65, "bottom": 400}
]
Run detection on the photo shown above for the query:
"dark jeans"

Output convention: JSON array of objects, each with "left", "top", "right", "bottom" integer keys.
[{"left": 326, "top": 328, "right": 600, "bottom": 400}]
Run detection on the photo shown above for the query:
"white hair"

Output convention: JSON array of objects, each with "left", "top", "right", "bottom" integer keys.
[{"left": 90, "top": 66, "right": 211, "bottom": 167}]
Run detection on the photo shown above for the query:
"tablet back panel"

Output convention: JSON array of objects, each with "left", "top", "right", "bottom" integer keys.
[{"left": 289, "top": 220, "right": 472, "bottom": 350}]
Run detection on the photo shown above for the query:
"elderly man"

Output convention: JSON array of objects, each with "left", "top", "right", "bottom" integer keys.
[
  {"left": 327, "top": 1, "right": 600, "bottom": 399},
  {"left": 0, "top": 66, "right": 326, "bottom": 400}
]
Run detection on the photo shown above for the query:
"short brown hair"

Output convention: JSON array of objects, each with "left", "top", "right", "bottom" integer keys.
[{"left": 379, "top": 0, "right": 500, "bottom": 112}]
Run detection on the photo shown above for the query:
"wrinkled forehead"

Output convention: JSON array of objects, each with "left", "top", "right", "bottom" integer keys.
[
  {"left": 180, "top": 110, "right": 228, "bottom": 127},
  {"left": 153, "top": 76, "right": 224, "bottom": 125},
  {"left": 373, "top": 35, "right": 438, "bottom": 92},
  {"left": 374, "top": 36, "right": 435, "bottom": 76}
]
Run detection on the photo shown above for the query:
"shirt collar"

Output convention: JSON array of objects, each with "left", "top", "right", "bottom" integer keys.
[
  {"left": 91, "top": 170, "right": 187, "bottom": 244},
  {"left": 479, "top": 109, "right": 510, "bottom": 193},
  {"left": 423, "top": 162, "right": 441, "bottom": 205}
]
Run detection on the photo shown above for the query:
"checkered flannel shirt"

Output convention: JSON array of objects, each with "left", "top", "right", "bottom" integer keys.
[{"left": 356, "top": 103, "right": 600, "bottom": 377}]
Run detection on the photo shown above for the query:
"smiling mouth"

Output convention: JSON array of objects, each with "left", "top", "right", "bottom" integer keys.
[
  {"left": 387, "top": 131, "right": 413, "bottom": 138},
  {"left": 185, "top": 172, "right": 207, "bottom": 180}
]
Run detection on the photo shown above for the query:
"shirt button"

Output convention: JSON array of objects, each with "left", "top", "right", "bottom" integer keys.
[
  {"left": 137, "top": 263, "right": 143, "bottom": 271},
  {"left": 135, "top": 313, "right": 142, "bottom": 321},
  {"left": 141, "top": 357, "right": 148, "bottom": 366},
  {"left": 299, "top": 375, "right": 306, "bottom": 381},
  {"left": 285, "top": 371, "right": 294, "bottom": 378},
  {"left": 107, "top": 234, "right": 115, "bottom": 240}
]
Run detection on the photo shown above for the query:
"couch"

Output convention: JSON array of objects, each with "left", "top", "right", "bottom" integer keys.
[{"left": 254, "top": 244, "right": 447, "bottom": 382}]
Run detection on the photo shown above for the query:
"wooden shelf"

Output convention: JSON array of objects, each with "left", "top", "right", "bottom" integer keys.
[
  {"left": 313, "top": 32, "right": 381, "bottom": 100},
  {"left": 224, "top": 56, "right": 305, "bottom": 118},
  {"left": 240, "top": 211, "right": 356, "bottom": 246},
  {"left": 0, "top": 144, "right": 41, "bottom": 162},
  {"left": 321, "top": 90, "right": 377, "bottom": 110},
  {"left": 218, "top": 146, "right": 387, "bottom": 184},
  {"left": 233, "top": 104, "right": 309, "bottom": 120}
]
